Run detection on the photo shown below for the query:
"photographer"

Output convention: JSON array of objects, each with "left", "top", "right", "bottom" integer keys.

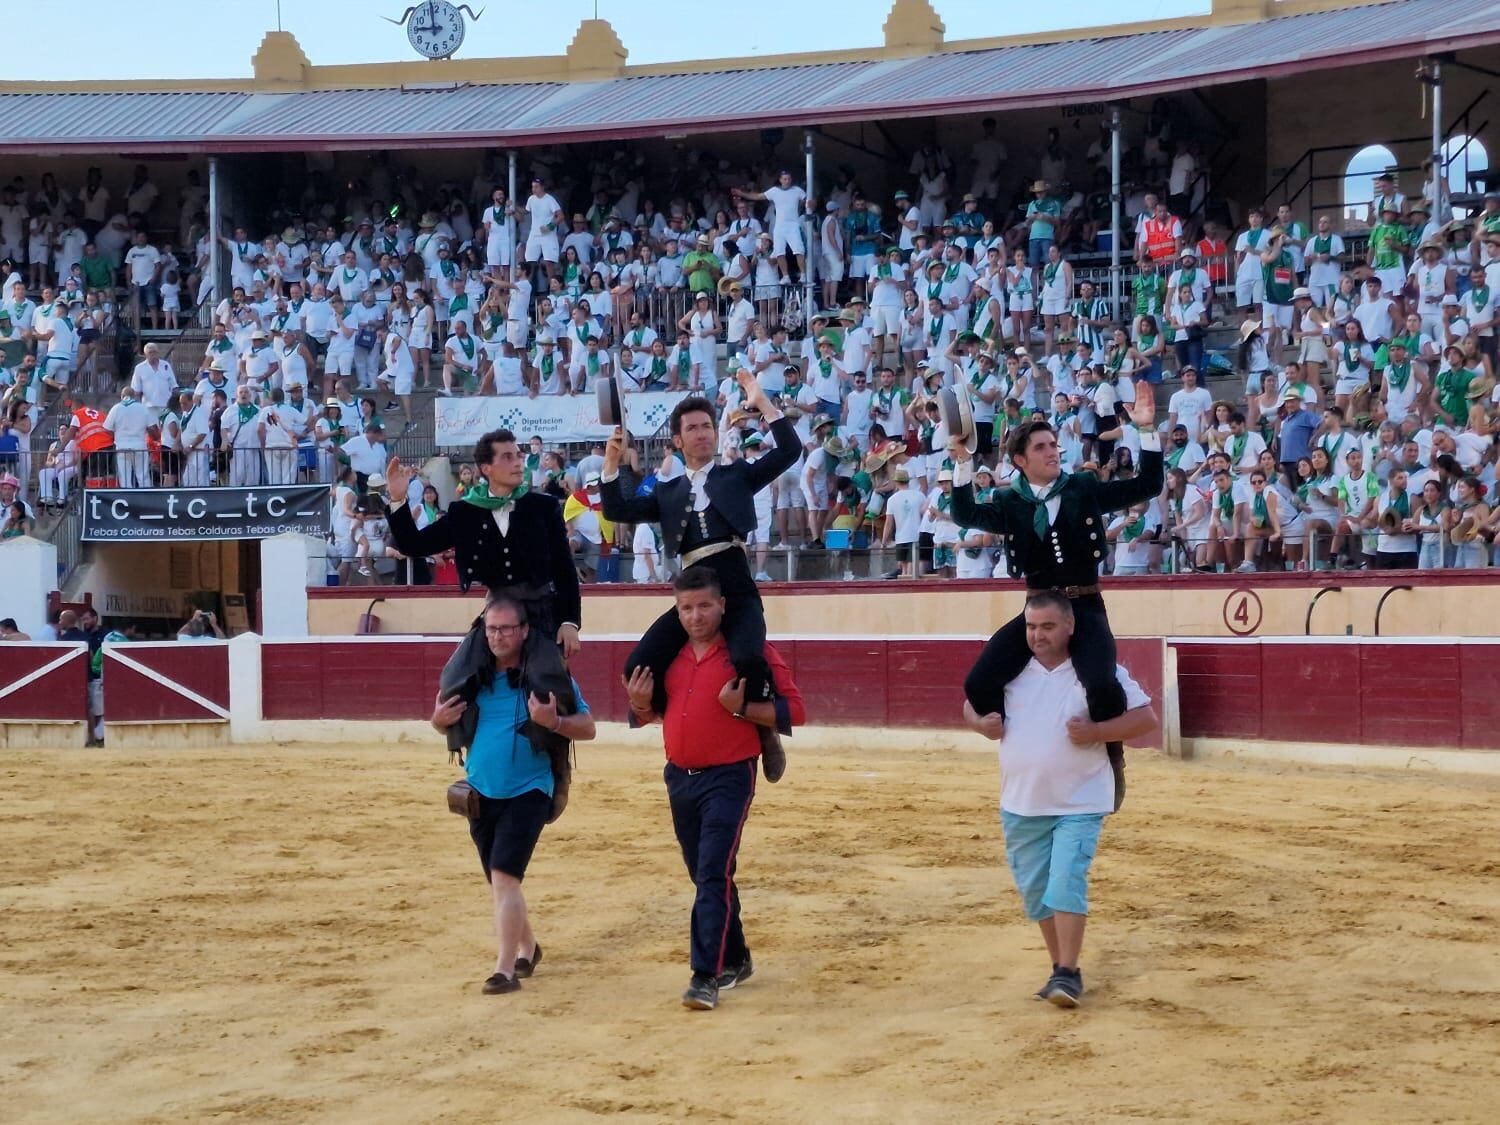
[{"left": 177, "top": 609, "right": 226, "bottom": 642}]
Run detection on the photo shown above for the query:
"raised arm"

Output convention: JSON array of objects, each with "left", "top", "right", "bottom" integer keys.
[
  {"left": 946, "top": 438, "right": 1010, "bottom": 534},
  {"left": 599, "top": 427, "right": 662, "bottom": 524}
]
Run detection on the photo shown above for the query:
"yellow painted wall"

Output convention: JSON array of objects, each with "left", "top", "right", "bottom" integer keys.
[{"left": 307, "top": 578, "right": 1500, "bottom": 639}]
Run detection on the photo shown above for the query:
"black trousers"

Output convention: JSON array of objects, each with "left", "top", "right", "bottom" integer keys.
[
  {"left": 964, "top": 594, "right": 1127, "bottom": 725},
  {"left": 628, "top": 548, "right": 770, "bottom": 716},
  {"left": 1374, "top": 550, "right": 1417, "bottom": 570},
  {"left": 665, "top": 758, "right": 756, "bottom": 976}
]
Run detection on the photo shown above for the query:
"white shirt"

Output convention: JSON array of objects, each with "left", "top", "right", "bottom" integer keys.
[
  {"left": 103, "top": 398, "right": 152, "bottom": 450},
  {"left": 124, "top": 245, "right": 162, "bottom": 287},
  {"left": 131, "top": 359, "right": 177, "bottom": 410},
  {"left": 525, "top": 193, "right": 563, "bottom": 234},
  {"left": 762, "top": 184, "right": 807, "bottom": 229},
  {"left": 1167, "top": 386, "right": 1214, "bottom": 442},
  {"left": 999, "top": 659, "right": 1151, "bottom": 816},
  {"left": 885, "top": 486, "right": 926, "bottom": 544}
]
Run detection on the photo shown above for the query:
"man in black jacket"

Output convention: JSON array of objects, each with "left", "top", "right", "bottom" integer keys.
[
  {"left": 384, "top": 430, "right": 582, "bottom": 820},
  {"left": 600, "top": 370, "right": 799, "bottom": 781},
  {"left": 950, "top": 385, "right": 1162, "bottom": 808}
]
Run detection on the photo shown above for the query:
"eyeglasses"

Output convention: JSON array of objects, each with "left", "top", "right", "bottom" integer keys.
[{"left": 484, "top": 624, "right": 525, "bottom": 638}]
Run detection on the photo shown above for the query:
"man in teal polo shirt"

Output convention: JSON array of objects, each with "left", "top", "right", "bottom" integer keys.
[{"left": 432, "top": 592, "right": 596, "bottom": 996}]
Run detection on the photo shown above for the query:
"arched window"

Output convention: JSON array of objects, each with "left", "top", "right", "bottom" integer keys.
[
  {"left": 1342, "top": 144, "right": 1397, "bottom": 223},
  {"left": 1443, "top": 134, "right": 1489, "bottom": 219}
]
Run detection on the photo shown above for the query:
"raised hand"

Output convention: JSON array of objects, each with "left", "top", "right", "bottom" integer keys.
[
  {"left": 1129, "top": 381, "right": 1157, "bottom": 431},
  {"left": 384, "top": 455, "right": 414, "bottom": 504}
]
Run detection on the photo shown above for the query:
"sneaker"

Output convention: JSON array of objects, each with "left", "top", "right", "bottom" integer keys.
[
  {"left": 357, "top": 564, "right": 374, "bottom": 577},
  {"left": 514, "top": 943, "right": 543, "bottom": 979},
  {"left": 716, "top": 953, "right": 754, "bottom": 991},
  {"left": 753, "top": 571, "right": 773, "bottom": 583},
  {"left": 759, "top": 727, "right": 787, "bottom": 783},
  {"left": 882, "top": 569, "right": 900, "bottom": 580},
  {"left": 383, "top": 401, "right": 400, "bottom": 412},
  {"left": 1235, "top": 561, "right": 1256, "bottom": 573},
  {"left": 1034, "top": 964, "right": 1060, "bottom": 1000},
  {"left": 482, "top": 972, "right": 521, "bottom": 995},
  {"left": 1043, "top": 967, "right": 1083, "bottom": 1008},
  {"left": 437, "top": 387, "right": 452, "bottom": 397},
  {"left": 681, "top": 972, "right": 719, "bottom": 1010}
]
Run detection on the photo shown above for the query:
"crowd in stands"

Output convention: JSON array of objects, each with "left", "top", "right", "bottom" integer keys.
[{"left": 2, "top": 109, "right": 1500, "bottom": 579}]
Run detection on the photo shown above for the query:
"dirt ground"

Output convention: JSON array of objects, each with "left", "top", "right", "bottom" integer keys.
[{"left": 2, "top": 739, "right": 1498, "bottom": 1124}]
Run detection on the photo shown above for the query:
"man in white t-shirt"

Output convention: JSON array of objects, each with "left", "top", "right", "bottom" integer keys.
[
  {"left": 524, "top": 179, "right": 564, "bottom": 278},
  {"left": 103, "top": 384, "right": 153, "bottom": 488},
  {"left": 130, "top": 343, "right": 177, "bottom": 411},
  {"left": 123, "top": 232, "right": 163, "bottom": 330},
  {"left": 963, "top": 592, "right": 1157, "bottom": 1008},
  {"left": 882, "top": 467, "right": 926, "bottom": 578},
  {"left": 1166, "top": 366, "right": 1213, "bottom": 443},
  {"left": 734, "top": 171, "right": 808, "bottom": 283}
]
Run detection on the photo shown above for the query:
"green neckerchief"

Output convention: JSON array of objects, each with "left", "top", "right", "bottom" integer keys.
[
  {"left": 1385, "top": 361, "right": 1412, "bottom": 392},
  {"left": 565, "top": 263, "right": 581, "bottom": 288},
  {"left": 818, "top": 358, "right": 833, "bottom": 379},
  {"left": 1217, "top": 488, "right": 1235, "bottom": 521},
  {"left": 630, "top": 328, "right": 647, "bottom": 348},
  {"left": 449, "top": 294, "right": 468, "bottom": 317},
  {"left": 650, "top": 355, "right": 667, "bottom": 379},
  {"left": 1011, "top": 471, "right": 1067, "bottom": 539},
  {"left": 1312, "top": 234, "right": 1332, "bottom": 255},
  {"left": 1319, "top": 431, "right": 1344, "bottom": 460},
  {"left": 1106, "top": 347, "right": 1125, "bottom": 376},
  {"left": 1387, "top": 490, "right": 1410, "bottom": 521},
  {"left": 1251, "top": 492, "right": 1268, "bottom": 526},
  {"left": 935, "top": 492, "right": 952, "bottom": 516},
  {"left": 439, "top": 260, "right": 458, "bottom": 279},
  {"left": 1166, "top": 445, "right": 1186, "bottom": 470},
  {"left": 676, "top": 349, "right": 691, "bottom": 376},
  {"left": 1122, "top": 514, "right": 1147, "bottom": 542},
  {"left": 236, "top": 402, "right": 259, "bottom": 423},
  {"left": 926, "top": 281, "right": 942, "bottom": 302},
  {"left": 876, "top": 387, "right": 906, "bottom": 414},
  {"left": 454, "top": 335, "right": 475, "bottom": 361},
  {"left": 1342, "top": 342, "right": 1363, "bottom": 373},
  {"left": 1230, "top": 431, "right": 1248, "bottom": 464},
  {"left": 927, "top": 317, "right": 942, "bottom": 345},
  {"left": 1043, "top": 261, "right": 1060, "bottom": 285},
  {"left": 1418, "top": 500, "right": 1445, "bottom": 523},
  {"left": 1245, "top": 227, "right": 1264, "bottom": 248},
  {"left": 877, "top": 260, "right": 893, "bottom": 279},
  {"left": 575, "top": 323, "right": 591, "bottom": 345},
  {"left": 539, "top": 351, "right": 555, "bottom": 378},
  {"left": 464, "top": 482, "right": 529, "bottom": 512},
  {"left": 586, "top": 351, "right": 600, "bottom": 376},
  {"left": 1471, "top": 286, "right": 1491, "bottom": 312},
  {"left": 1297, "top": 480, "right": 1311, "bottom": 503},
  {"left": 422, "top": 502, "right": 439, "bottom": 523},
  {"left": 943, "top": 261, "right": 961, "bottom": 283},
  {"left": 1178, "top": 267, "right": 1196, "bottom": 287}
]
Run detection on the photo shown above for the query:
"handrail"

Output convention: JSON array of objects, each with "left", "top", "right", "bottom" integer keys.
[
  {"left": 1304, "top": 585, "right": 1342, "bottom": 636},
  {"left": 1373, "top": 585, "right": 1413, "bottom": 637},
  {"left": 1263, "top": 87, "right": 1490, "bottom": 212}
]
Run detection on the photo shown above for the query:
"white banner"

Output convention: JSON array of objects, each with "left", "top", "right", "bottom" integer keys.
[{"left": 434, "top": 392, "right": 690, "bottom": 447}]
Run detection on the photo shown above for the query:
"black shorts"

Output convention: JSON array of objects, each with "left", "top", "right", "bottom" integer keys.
[{"left": 469, "top": 788, "right": 550, "bottom": 880}]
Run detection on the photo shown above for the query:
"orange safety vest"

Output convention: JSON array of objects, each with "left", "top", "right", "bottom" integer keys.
[
  {"left": 1197, "top": 238, "right": 1229, "bottom": 284},
  {"left": 1143, "top": 217, "right": 1178, "bottom": 263},
  {"left": 72, "top": 406, "right": 112, "bottom": 454}
]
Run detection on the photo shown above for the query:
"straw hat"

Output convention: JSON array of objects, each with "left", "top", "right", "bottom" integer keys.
[
  {"left": 1465, "top": 371, "right": 1496, "bottom": 401},
  {"left": 862, "top": 445, "right": 904, "bottom": 473},
  {"left": 822, "top": 435, "right": 850, "bottom": 459},
  {"left": 1238, "top": 319, "right": 1261, "bottom": 341},
  {"left": 419, "top": 212, "right": 440, "bottom": 229},
  {"left": 811, "top": 412, "right": 837, "bottom": 433},
  {"left": 367, "top": 473, "right": 387, "bottom": 489}
]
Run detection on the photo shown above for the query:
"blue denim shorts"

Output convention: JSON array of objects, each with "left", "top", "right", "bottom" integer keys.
[
  {"left": 1028, "top": 238, "right": 1054, "bottom": 267},
  {"left": 1001, "top": 810, "right": 1105, "bottom": 921}
]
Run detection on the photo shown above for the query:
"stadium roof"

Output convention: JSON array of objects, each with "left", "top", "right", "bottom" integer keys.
[{"left": 1, "top": 0, "right": 1497, "bottom": 154}]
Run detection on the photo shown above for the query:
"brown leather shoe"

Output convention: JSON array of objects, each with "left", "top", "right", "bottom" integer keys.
[
  {"left": 759, "top": 727, "right": 786, "bottom": 783},
  {"left": 1107, "top": 741, "right": 1126, "bottom": 812}
]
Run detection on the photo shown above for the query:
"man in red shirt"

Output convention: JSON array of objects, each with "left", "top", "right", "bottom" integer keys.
[{"left": 624, "top": 567, "right": 806, "bottom": 1012}]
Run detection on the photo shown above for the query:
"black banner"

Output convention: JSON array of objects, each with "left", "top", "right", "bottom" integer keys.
[{"left": 82, "top": 486, "right": 330, "bottom": 542}]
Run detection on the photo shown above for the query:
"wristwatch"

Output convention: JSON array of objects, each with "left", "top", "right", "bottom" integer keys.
[{"left": 731, "top": 710, "right": 747, "bottom": 721}]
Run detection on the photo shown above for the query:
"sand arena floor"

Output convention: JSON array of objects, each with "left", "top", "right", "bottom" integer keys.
[{"left": 2, "top": 740, "right": 1498, "bottom": 1124}]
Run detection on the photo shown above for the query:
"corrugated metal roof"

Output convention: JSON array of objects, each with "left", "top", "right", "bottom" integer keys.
[
  {"left": 214, "top": 82, "right": 561, "bottom": 138},
  {"left": 0, "top": 91, "right": 246, "bottom": 143},
  {"left": 0, "top": 0, "right": 1496, "bottom": 152}
]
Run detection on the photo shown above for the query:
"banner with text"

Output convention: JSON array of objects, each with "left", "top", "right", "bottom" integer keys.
[
  {"left": 82, "top": 486, "right": 330, "bottom": 542},
  {"left": 434, "top": 392, "right": 689, "bottom": 447}
]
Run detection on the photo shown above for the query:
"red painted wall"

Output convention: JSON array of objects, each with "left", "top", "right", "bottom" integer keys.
[
  {"left": 1173, "top": 640, "right": 1500, "bottom": 751},
  {"left": 103, "top": 643, "right": 231, "bottom": 723},
  {"left": 261, "top": 636, "right": 1167, "bottom": 747},
  {"left": 0, "top": 645, "right": 88, "bottom": 721}
]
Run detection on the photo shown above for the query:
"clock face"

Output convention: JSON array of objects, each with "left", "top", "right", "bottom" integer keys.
[{"left": 407, "top": 0, "right": 465, "bottom": 59}]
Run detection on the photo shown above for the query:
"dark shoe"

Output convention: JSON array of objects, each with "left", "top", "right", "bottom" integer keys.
[
  {"left": 681, "top": 972, "right": 719, "bottom": 1010},
  {"left": 514, "top": 943, "right": 543, "bottom": 979},
  {"left": 545, "top": 743, "right": 572, "bottom": 824},
  {"left": 716, "top": 953, "right": 754, "bottom": 991},
  {"left": 1034, "top": 963, "right": 1059, "bottom": 1000},
  {"left": 759, "top": 727, "right": 786, "bottom": 783},
  {"left": 1107, "top": 742, "right": 1126, "bottom": 812},
  {"left": 1043, "top": 967, "right": 1083, "bottom": 1008},
  {"left": 482, "top": 972, "right": 521, "bottom": 995}
]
